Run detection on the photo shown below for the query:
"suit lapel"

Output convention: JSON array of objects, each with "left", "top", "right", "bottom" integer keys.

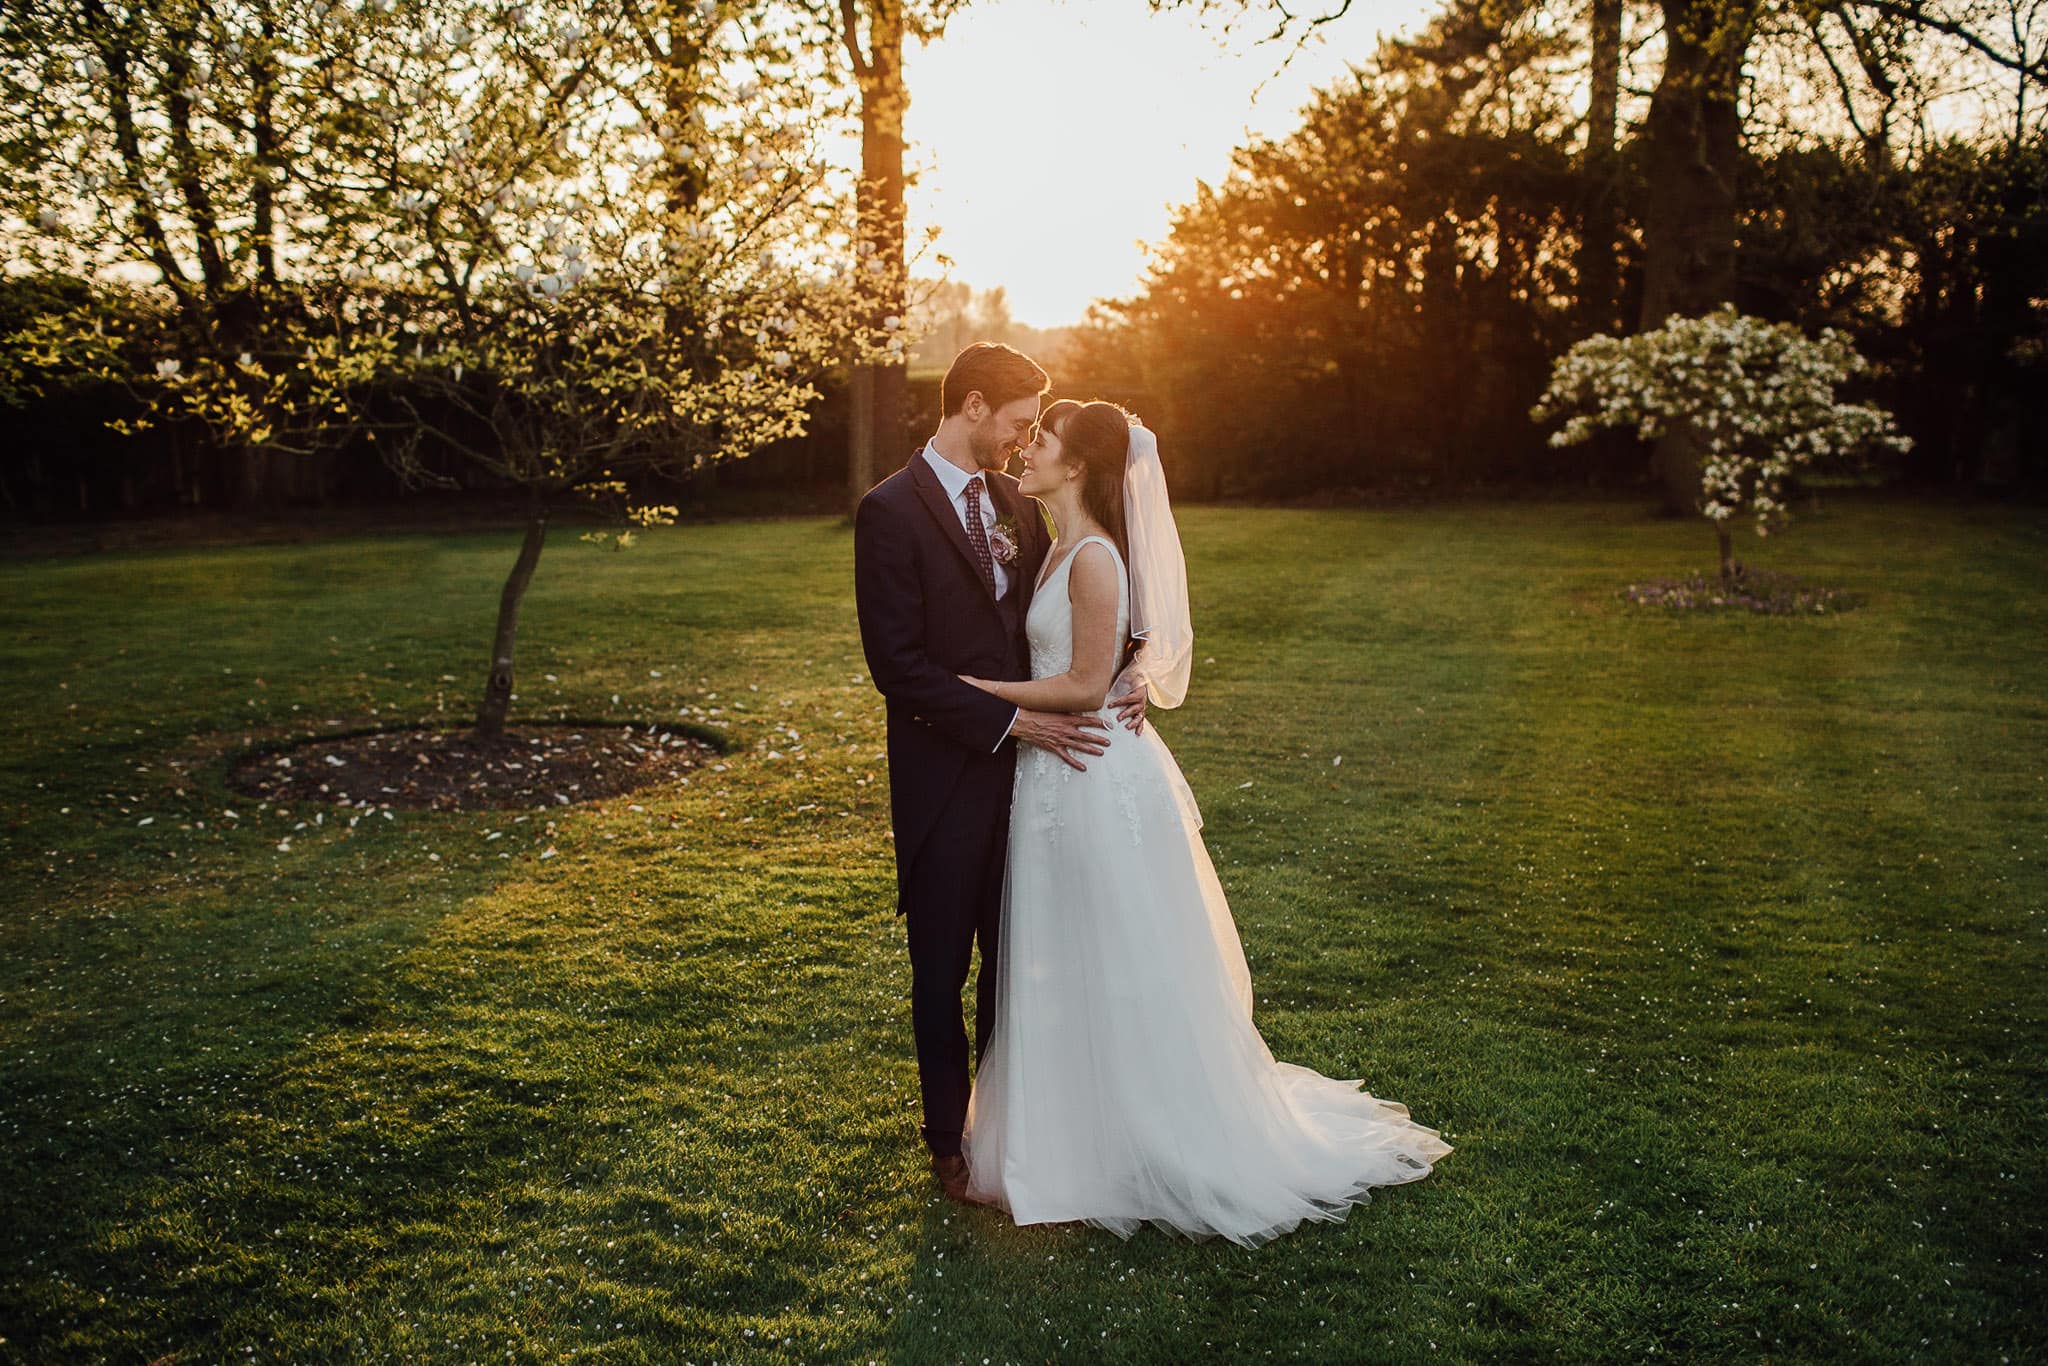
[{"left": 908, "top": 450, "right": 998, "bottom": 602}]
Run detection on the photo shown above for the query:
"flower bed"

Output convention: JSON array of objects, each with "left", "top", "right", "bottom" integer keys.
[{"left": 1621, "top": 569, "right": 1861, "bottom": 615}]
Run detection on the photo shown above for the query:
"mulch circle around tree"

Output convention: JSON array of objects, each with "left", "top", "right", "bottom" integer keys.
[
  {"left": 1622, "top": 569, "right": 1862, "bottom": 615},
  {"left": 226, "top": 722, "right": 722, "bottom": 812}
]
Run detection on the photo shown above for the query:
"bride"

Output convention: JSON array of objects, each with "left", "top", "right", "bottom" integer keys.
[{"left": 956, "top": 400, "right": 1451, "bottom": 1248}]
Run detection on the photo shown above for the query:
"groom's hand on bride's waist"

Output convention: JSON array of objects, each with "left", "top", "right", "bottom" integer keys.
[{"left": 1008, "top": 709, "right": 1111, "bottom": 771}]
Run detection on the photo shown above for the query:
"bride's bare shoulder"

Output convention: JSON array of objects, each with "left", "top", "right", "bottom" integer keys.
[{"left": 1067, "top": 539, "right": 1120, "bottom": 599}]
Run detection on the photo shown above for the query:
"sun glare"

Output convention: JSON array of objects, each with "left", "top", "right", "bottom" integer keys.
[{"left": 901, "top": 0, "right": 1435, "bottom": 328}]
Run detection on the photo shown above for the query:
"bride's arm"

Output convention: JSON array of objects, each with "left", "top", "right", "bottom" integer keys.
[{"left": 962, "top": 542, "right": 1122, "bottom": 713}]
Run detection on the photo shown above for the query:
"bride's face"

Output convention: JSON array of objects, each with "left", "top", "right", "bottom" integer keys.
[
  {"left": 968, "top": 394, "right": 1043, "bottom": 471},
  {"left": 1016, "top": 420, "right": 1076, "bottom": 499}
]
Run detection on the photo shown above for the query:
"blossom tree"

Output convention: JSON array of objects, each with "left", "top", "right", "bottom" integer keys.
[
  {"left": 6, "top": 0, "right": 892, "bottom": 740},
  {"left": 310, "top": 0, "right": 889, "bottom": 738},
  {"left": 0, "top": 0, "right": 386, "bottom": 503},
  {"left": 1532, "top": 307, "right": 1911, "bottom": 579}
]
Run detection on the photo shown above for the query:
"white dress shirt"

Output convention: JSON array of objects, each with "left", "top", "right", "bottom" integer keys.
[
  {"left": 921, "top": 442, "right": 1013, "bottom": 599},
  {"left": 922, "top": 441, "right": 1020, "bottom": 748}
]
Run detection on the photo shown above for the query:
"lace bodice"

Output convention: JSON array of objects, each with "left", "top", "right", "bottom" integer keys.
[{"left": 1026, "top": 535, "right": 1129, "bottom": 686}]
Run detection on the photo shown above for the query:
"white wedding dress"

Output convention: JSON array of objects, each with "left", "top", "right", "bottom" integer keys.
[{"left": 963, "top": 535, "right": 1452, "bottom": 1247}]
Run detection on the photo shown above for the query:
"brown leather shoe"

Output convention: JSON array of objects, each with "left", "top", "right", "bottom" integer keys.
[
  {"left": 930, "top": 1153, "right": 973, "bottom": 1203},
  {"left": 933, "top": 1154, "right": 1001, "bottom": 1207}
]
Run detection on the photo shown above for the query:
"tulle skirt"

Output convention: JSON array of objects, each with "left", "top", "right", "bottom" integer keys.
[{"left": 962, "top": 710, "right": 1451, "bottom": 1248}]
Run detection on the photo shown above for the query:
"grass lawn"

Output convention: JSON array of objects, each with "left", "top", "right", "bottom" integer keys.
[{"left": 2, "top": 499, "right": 2042, "bottom": 1363}]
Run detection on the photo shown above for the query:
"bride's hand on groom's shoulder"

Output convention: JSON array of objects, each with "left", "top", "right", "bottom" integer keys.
[{"left": 960, "top": 675, "right": 996, "bottom": 694}]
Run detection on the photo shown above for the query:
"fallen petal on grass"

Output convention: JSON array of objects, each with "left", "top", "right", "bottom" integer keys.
[{"left": 1621, "top": 570, "right": 1861, "bottom": 615}]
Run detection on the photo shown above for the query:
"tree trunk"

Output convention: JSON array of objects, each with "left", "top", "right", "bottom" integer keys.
[
  {"left": 843, "top": 0, "right": 909, "bottom": 512},
  {"left": 1640, "top": 0, "right": 1747, "bottom": 515},
  {"left": 1578, "top": 0, "right": 1623, "bottom": 334},
  {"left": 236, "top": 444, "right": 270, "bottom": 510},
  {"left": 848, "top": 363, "right": 875, "bottom": 503},
  {"left": 474, "top": 488, "right": 549, "bottom": 741},
  {"left": 1717, "top": 523, "right": 1734, "bottom": 581},
  {"left": 873, "top": 344, "right": 907, "bottom": 480}
]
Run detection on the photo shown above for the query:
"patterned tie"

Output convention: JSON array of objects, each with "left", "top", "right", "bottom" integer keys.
[{"left": 962, "top": 475, "right": 998, "bottom": 598}]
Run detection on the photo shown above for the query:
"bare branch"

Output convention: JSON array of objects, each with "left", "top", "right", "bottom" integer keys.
[
  {"left": 1807, "top": 10, "right": 1879, "bottom": 145},
  {"left": 1845, "top": 0, "right": 2048, "bottom": 82}
]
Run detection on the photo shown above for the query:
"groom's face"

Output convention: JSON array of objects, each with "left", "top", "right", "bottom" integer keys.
[{"left": 970, "top": 394, "right": 1042, "bottom": 471}]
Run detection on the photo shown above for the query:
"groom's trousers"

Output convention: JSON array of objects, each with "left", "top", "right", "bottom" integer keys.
[{"left": 902, "top": 746, "right": 1015, "bottom": 1159}]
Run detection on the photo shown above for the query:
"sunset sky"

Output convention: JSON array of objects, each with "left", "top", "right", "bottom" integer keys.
[{"left": 898, "top": 0, "right": 1440, "bottom": 328}]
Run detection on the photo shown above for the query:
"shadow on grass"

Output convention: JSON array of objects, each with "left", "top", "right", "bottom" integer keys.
[{"left": 2, "top": 842, "right": 501, "bottom": 1356}]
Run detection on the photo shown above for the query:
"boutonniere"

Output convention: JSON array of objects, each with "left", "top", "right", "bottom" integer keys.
[{"left": 987, "top": 513, "right": 1022, "bottom": 566}]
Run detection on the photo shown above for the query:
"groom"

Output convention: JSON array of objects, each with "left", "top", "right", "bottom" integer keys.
[{"left": 854, "top": 342, "right": 1142, "bottom": 1202}]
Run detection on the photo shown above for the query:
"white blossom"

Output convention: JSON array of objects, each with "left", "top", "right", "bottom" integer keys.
[{"left": 1533, "top": 306, "right": 1911, "bottom": 544}]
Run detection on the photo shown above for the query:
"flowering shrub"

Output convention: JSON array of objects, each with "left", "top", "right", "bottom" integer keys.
[
  {"left": 0, "top": 282, "right": 134, "bottom": 411},
  {"left": 1533, "top": 307, "right": 1910, "bottom": 576}
]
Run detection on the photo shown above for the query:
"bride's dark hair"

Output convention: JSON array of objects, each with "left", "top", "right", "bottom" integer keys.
[{"left": 1040, "top": 398, "right": 1133, "bottom": 561}]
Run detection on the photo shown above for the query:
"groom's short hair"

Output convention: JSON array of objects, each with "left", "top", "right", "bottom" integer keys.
[{"left": 942, "top": 343, "right": 1049, "bottom": 417}]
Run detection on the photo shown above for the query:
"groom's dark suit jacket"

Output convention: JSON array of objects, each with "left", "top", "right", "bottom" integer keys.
[{"left": 853, "top": 451, "right": 1051, "bottom": 909}]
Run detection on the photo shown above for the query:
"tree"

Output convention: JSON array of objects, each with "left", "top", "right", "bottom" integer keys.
[
  {"left": 1098, "top": 13, "right": 1585, "bottom": 495},
  {"left": 817, "top": 0, "right": 962, "bottom": 513},
  {"left": 1166, "top": 0, "right": 2048, "bottom": 510},
  {"left": 905, "top": 277, "right": 974, "bottom": 364},
  {"left": 1533, "top": 307, "right": 1910, "bottom": 576},
  {"left": 1580, "top": 0, "right": 1625, "bottom": 332},
  {"left": 1, "top": 0, "right": 368, "bottom": 505},
  {"left": 1633, "top": 0, "right": 2048, "bottom": 510},
  {"left": 1882, "top": 135, "right": 2048, "bottom": 483},
  {"left": 312, "top": 0, "right": 883, "bottom": 739}
]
